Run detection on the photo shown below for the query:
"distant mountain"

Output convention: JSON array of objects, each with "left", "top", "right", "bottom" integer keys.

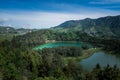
[
  {"left": 0, "top": 26, "right": 37, "bottom": 34},
  {"left": 53, "top": 15, "right": 120, "bottom": 37},
  {"left": 0, "top": 26, "right": 16, "bottom": 33}
]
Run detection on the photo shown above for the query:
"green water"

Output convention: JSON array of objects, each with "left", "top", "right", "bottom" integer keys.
[
  {"left": 34, "top": 41, "right": 92, "bottom": 50},
  {"left": 80, "top": 52, "right": 120, "bottom": 71}
]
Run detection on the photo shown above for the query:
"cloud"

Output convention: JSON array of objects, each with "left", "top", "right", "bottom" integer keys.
[
  {"left": 103, "top": 5, "right": 120, "bottom": 9},
  {"left": 90, "top": 0, "right": 120, "bottom": 4},
  {"left": 0, "top": 18, "right": 9, "bottom": 25},
  {"left": 0, "top": 5, "right": 119, "bottom": 29},
  {"left": 0, "top": 11, "right": 97, "bottom": 28}
]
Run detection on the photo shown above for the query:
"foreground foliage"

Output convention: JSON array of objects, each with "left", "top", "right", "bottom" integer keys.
[{"left": 0, "top": 29, "right": 120, "bottom": 80}]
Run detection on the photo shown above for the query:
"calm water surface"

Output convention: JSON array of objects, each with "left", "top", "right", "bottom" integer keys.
[
  {"left": 80, "top": 52, "right": 120, "bottom": 71},
  {"left": 34, "top": 41, "right": 91, "bottom": 50}
]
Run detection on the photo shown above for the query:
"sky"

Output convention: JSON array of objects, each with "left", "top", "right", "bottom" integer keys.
[{"left": 0, "top": 0, "right": 120, "bottom": 29}]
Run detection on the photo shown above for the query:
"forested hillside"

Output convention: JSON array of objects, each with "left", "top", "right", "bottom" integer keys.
[
  {"left": 11, "top": 29, "right": 120, "bottom": 55},
  {"left": 54, "top": 15, "right": 120, "bottom": 37}
]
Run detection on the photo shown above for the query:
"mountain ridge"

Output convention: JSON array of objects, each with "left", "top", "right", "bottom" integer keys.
[{"left": 53, "top": 15, "right": 120, "bottom": 37}]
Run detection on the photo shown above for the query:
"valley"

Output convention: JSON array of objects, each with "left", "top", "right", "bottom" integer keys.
[
  {"left": 0, "top": 0, "right": 120, "bottom": 79},
  {"left": 0, "top": 15, "right": 120, "bottom": 80}
]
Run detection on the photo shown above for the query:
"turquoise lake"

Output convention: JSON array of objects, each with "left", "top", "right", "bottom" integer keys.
[{"left": 34, "top": 41, "right": 92, "bottom": 50}]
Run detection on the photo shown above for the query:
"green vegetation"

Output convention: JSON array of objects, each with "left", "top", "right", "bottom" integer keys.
[
  {"left": 92, "top": 64, "right": 120, "bottom": 80},
  {"left": 1, "top": 41, "right": 119, "bottom": 80},
  {"left": 64, "top": 48, "right": 101, "bottom": 62},
  {"left": 0, "top": 26, "right": 16, "bottom": 34},
  {"left": 54, "top": 15, "right": 120, "bottom": 38},
  {"left": 0, "top": 34, "right": 15, "bottom": 42},
  {"left": 37, "top": 46, "right": 99, "bottom": 63},
  {"left": 0, "top": 26, "right": 38, "bottom": 42},
  {"left": 11, "top": 29, "right": 94, "bottom": 48},
  {"left": 39, "top": 46, "right": 83, "bottom": 57},
  {"left": 11, "top": 29, "right": 120, "bottom": 55}
]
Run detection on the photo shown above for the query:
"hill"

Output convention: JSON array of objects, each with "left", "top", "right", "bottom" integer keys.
[
  {"left": 0, "top": 26, "right": 38, "bottom": 34},
  {"left": 0, "top": 26, "right": 38, "bottom": 42},
  {"left": 53, "top": 15, "right": 120, "bottom": 38},
  {"left": 0, "top": 26, "right": 16, "bottom": 34}
]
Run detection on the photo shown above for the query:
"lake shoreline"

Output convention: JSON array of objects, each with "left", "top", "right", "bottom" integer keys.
[
  {"left": 33, "top": 41, "right": 92, "bottom": 50},
  {"left": 33, "top": 41, "right": 100, "bottom": 63},
  {"left": 64, "top": 48, "right": 101, "bottom": 63}
]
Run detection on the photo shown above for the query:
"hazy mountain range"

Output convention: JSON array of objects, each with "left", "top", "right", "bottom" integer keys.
[
  {"left": 0, "top": 15, "right": 120, "bottom": 38},
  {"left": 0, "top": 26, "right": 37, "bottom": 34}
]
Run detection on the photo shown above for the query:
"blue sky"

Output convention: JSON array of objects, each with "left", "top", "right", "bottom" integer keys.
[{"left": 0, "top": 0, "right": 120, "bottom": 29}]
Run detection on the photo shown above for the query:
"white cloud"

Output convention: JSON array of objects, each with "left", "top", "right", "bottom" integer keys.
[
  {"left": 0, "top": 9, "right": 119, "bottom": 29},
  {"left": 90, "top": 0, "right": 120, "bottom": 4},
  {"left": 103, "top": 5, "right": 120, "bottom": 9},
  {"left": 0, "top": 18, "right": 9, "bottom": 25}
]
